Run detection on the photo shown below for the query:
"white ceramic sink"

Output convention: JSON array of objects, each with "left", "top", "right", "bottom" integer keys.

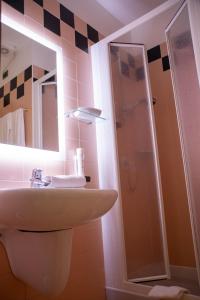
[
  {"left": 0, "top": 187, "right": 117, "bottom": 295},
  {"left": 0, "top": 188, "right": 117, "bottom": 231}
]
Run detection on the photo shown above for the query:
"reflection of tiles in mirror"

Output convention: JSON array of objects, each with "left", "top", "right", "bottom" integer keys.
[
  {"left": 0, "top": 65, "right": 48, "bottom": 109},
  {"left": 0, "top": 64, "right": 49, "bottom": 148},
  {"left": 0, "top": 66, "right": 31, "bottom": 108},
  {"left": 2, "top": 0, "right": 101, "bottom": 54}
]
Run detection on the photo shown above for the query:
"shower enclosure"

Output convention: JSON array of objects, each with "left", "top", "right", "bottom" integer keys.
[
  {"left": 109, "top": 43, "right": 169, "bottom": 282},
  {"left": 91, "top": 0, "right": 200, "bottom": 296}
]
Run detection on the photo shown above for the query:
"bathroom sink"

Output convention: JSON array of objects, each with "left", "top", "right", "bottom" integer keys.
[{"left": 0, "top": 188, "right": 117, "bottom": 231}]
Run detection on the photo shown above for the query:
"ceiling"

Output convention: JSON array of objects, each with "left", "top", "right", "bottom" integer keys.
[
  {"left": 58, "top": 0, "right": 168, "bottom": 35},
  {"left": 96, "top": 0, "right": 167, "bottom": 24}
]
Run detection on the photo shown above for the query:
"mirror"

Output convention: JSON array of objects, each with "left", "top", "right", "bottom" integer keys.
[{"left": 0, "top": 23, "right": 59, "bottom": 152}]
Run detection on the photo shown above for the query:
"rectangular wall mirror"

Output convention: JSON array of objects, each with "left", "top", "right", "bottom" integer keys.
[{"left": 0, "top": 18, "right": 63, "bottom": 153}]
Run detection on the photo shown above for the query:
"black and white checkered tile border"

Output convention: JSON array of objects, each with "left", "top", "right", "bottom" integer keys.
[
  {"left": 3, "top": 0, "right": 100, "bottom": 54},
  {"left": 147, "top": 45, "right": 170, "bottom": 71}
]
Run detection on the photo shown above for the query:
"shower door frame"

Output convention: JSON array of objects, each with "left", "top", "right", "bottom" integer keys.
[
  {"left": 108, "top": 42, "right": 170, "bottom": 283},
  {"left": 165, "top": 0, "right": 200, "bottom": 284},
  {"left": 33, "top": 69, "right": 57, "bottom": 149}
]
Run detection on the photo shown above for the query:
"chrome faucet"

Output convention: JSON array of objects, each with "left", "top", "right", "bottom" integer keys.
[{"left": 30, "top": 168, "right": 51, "bottom": 188}]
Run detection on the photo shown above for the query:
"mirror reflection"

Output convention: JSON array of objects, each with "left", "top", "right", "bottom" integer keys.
[{"left": 0, "top": 23, "right": 58, "bottom": 151}]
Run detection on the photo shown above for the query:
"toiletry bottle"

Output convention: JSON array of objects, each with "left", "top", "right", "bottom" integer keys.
[{"left": 76, "top": 148, "right": 84, "bottom": 176}]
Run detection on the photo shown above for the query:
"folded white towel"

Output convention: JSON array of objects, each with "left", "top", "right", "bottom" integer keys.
[
  {"left": 51, "top": 175, "right": 86, "bottom": 188},
  {"left": 148, "top": 285, "right": 188, "bottom": 299}
]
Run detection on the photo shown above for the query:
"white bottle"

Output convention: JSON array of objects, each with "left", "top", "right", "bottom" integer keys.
[{"left": 76, "top": 148, "right": 84, "bottom": 176}]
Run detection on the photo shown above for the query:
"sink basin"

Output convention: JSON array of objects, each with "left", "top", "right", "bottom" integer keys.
[
  {"left": 0, "top": 187, "right": 117, "bottom": 295},
  {"left": 0, "top": 188, "right": 117, "bottom": 231}
]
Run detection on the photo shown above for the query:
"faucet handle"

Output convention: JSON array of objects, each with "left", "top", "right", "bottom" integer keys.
[{"left": 31, "top": 168, "right": 43, "bottom": 180}]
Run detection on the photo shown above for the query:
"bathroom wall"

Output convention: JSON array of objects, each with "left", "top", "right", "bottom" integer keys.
[
  {"left": 148, "top": 42, "right": 196, "bottom": 268},
  {"left": 0, "top": 1, "right": 105, "bottom": 299}
]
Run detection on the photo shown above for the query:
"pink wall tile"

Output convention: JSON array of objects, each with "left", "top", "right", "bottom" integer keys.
[
  {"left": 60, "top": 21, "right": 75, "bottom": 46},
  {"left": 64, "top": 98, "right": 79, "bottom": 140},
  {"left": 24, "top": 0, "right": 43, "bottom": 24},
  {"left": 63, "top": 57, "right": 77, "bottom": 80},
  {"left": 44, "top": 29, "right": 61, "bottom": 47},
  {"left": 79, "top": 122, "right": 96, "bottom": 142},
  {"left": 160, "top": 42, "right": 168, "bottom": 57},
  {"left": 65, "top": 118, "right": 79, "bottom": 141},
  {"left": 0, "top": 180, "right": 29, "bottom": 189},
  {"left": 64, "top": 160, "right": 76, "bottom": 175},
  {"left": 61, "top": 38, "right": 76, "bottom": 61},
  {"left": 0, "top": 273, "right": 26, "bottom": 300},
  {"left": 84, "top": 162, "right": 99, "bottom": 188},
  {"left": 0, "top": 159, "right": 23, "bottom": 181},
  {"left": 65, "top": 138, "right": 80, "bottom": 162},
  {"left": 77, "top": 81, "right": 94, "bottom": 106},
  {"left": 17, "top": 72, "right": 24, "bottom": 86},
  {"left": 76, "top": 48, "right": 93, "bottom": 84},
  {"left": 24, "top": 16, "right": 45, "bottom": 38},
  {"left": 44, "top": 161, "right": 65, "bottom": 177},
  {"left": 74, "top": 15, "right": 87, "bottom": 36},
  {"left": 43, "top": 0, "right": 60, "bottom": 18},
  {"left": 98, "top": 32, "right": 105, "bottom": 41},
  {"left": 63, "top": 76, "right": 78, "bottom": 99},
  {"left": 88, "top": 40, "right": 95, "bottom": 47},
  {"left": 4, "top": 83, "right": 9, "bottom": 96},
  {"left": 80, "top": 139, "right": 97, "bottom": 164}
]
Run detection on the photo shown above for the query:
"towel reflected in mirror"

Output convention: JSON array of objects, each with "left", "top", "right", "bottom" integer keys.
[{"left": 0, "top": 108, "right": 25, "bottom": 146}]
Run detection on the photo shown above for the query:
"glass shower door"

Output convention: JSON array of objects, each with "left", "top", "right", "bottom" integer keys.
[
  {"left": 166, "top": 0, "right": 200, "bottom": 284},
  {"left": 109, "top": 43, "right": 170, "bottom": 282}
]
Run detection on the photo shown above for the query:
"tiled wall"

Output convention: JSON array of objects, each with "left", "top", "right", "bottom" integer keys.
[
  {"left": 148, "top": 42, "right": 196, "bottom": 268},
  {"left": 0, "top": 1, "right": 105, "bottom": 299},
  {"left": 147, "top": 44, "right": 170, "bottom": 71}
]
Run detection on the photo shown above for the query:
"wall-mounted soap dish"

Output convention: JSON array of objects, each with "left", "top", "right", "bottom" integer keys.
[{"left": 65, "top": 107, "right": 106, "bottom": 124}]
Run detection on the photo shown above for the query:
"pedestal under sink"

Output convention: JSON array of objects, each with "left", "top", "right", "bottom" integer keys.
[{"left": 0, "top": 188, "right": 117, "bottom": 295}]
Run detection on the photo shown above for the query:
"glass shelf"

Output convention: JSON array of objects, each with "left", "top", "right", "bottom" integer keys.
[{"left": 65, "top": 108, "right": 106, "bottom": 124}]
